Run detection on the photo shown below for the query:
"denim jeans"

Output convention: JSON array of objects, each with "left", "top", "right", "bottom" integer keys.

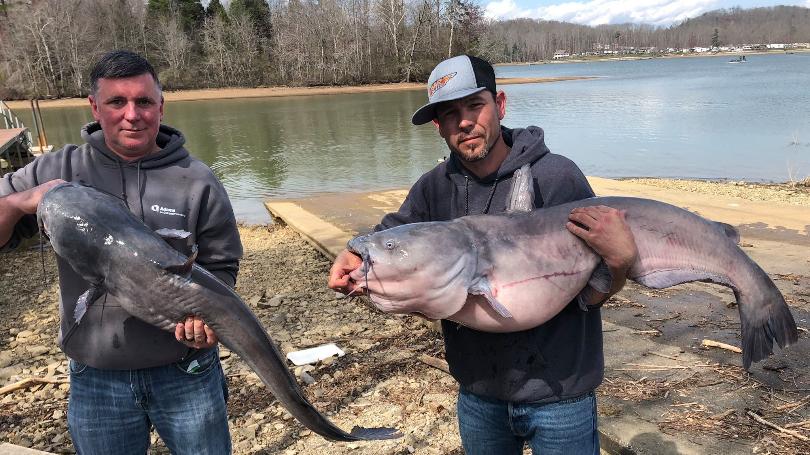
[
  {"left": 457, "top": 389, "right": 599, "bottom": 455},
  {"left": 67, "top": 348, "right": 231, "bottom": 455}
]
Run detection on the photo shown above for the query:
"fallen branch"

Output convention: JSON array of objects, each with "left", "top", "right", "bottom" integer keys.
[
  {"left": 0, "top": 376, "right": 67, "bottom": 395},
  {"left": 709, "top": 409, "right": 736, "bottom": 420},
  {"left": 784, "top": 419, "right": 810, "bottom": 429},
  {"left": 747, "top": 410, "right": 810, "bottom": 442},
  {"left": 701, "top": 339, "right": 742, "bottom": 354},
  {"left": 627, "top": 363, "right": 689, "bottom": 369},
  {"left": 647, "top": 352, "right": 681, "bottom": 361},
  {"left": 632, "top": 329, "right": 661, "bottom": 336},
  {"left": 649, "top": 312, "right": 682, "bottom": 322},
  {"left": 671, "top": 401, "right": 699, "bottom": 407},
  {"left": 418, "top": 355, "right": 450, "bottom": 374},
  {"left": 774, "top": 394, "right": 810, "bottom": 412}
]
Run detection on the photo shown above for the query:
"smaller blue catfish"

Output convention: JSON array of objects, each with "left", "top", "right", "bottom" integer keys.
[{"left": 38, "top": 182, "right": 400, "bottom": 442}]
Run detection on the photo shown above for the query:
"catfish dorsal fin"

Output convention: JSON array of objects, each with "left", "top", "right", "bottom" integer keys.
[
  {"left": 165, "top": 244, "right": 198, "bottom": 276},
  {"left": 506, "top": 163, "right": 535, "bottom": 213}
]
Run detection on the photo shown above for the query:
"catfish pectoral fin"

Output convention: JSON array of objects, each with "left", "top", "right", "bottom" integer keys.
[
  {"left": 469, "top": 277, "right": 513, "bottom": 318},
  {"left": 74, "top": 285, "right": 104, "bottom": 323}
]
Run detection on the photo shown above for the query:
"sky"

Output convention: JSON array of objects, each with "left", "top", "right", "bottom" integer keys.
[{"left": 483, "top": 0, "right": 810, "bottom": 26}]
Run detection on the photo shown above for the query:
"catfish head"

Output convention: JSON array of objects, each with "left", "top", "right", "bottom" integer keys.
[{"left": 347, "top": 221, "right": 478, "bottom": 319}]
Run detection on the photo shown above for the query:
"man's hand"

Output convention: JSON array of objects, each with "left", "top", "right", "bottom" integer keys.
[
  {"left": 15, "top": 179, "right": 68, "bottom": 214},
  {"left": 1, "top": 179, "right": 67, "bottom": 246},
  {"left": 175, "top": 316, "right": 218, "bottom": 349},
  {"left": 566, "top": 205, "right": 638, "bottom": 302},
  {"left": 567, "top": 205, "right": 638, "bottom": 271},
  {"left": 328, "top": 249, "right": 364, "bottom": 295}
]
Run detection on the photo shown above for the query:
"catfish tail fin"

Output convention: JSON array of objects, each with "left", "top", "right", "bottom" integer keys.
[{"left": 737, "top": 269, "right": 798, "bottom": 369}]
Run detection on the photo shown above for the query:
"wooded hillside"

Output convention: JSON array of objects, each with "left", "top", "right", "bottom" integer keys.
[{"left": 0, "top": 1, "right": 808, "bottom": 99}]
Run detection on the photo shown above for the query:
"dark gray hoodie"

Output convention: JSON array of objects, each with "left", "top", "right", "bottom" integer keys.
[
  {"left": 376, "top": 126, "right": 603, "bottom": 403},
  {"left": 1, "top": 122, "right": 243, "bottom": 370}
]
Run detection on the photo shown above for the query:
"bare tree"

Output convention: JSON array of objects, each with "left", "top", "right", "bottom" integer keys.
[{"left": 150, "top": 15, "right": 193, "bottom": 88}]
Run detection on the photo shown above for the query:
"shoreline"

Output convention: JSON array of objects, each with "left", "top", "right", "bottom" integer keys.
[
  {"left": 3, "top": 76, "right": 589, "bottom": 110},
  {"left": 496, "top": 47, "right": 810, "bottom": 66},
  {"left": 6, "top": 48, "right": 807, "bottom": 110}
]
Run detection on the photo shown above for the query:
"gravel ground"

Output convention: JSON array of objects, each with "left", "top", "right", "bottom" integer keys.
[
  {"left": 0, "top": 225, "right": 462, "bottom": 455},
  {"left": 1, "top": 179, "right": 808, "bottom": 454}
]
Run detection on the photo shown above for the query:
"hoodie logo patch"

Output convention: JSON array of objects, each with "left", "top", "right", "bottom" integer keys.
[
  {"left": 151, "top": 204, "right": 186, "bottom": 218},
  {"left": 429, "top": 72, "right": 457, "bottom": 97}
]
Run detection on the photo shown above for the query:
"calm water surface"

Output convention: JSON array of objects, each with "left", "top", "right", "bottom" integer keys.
[{"left": 19, "top": 53, "right": 810, "bottom": 222}]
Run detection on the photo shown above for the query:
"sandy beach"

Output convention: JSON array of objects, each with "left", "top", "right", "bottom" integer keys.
[{"left": 3, "top": 77, "right": 590, "bottom": 110}]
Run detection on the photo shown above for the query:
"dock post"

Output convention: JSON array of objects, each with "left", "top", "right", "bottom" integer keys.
[
  {"left": 34, "top": 99, "right": 48, "bottom": 149},
  {"left": 29, "top": 99, "right": 44, "bottom": 148}
]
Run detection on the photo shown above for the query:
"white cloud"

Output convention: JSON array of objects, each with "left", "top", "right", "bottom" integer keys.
[{"left": 485, "top": 0, "right": 722, "bottom": 26}]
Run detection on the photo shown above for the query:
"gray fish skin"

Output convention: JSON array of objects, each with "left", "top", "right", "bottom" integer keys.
[
  {"left": 38, "top": 183, "right": 399, "bottom": 442},
  {"left": 347, "top": 196, "right": 798, "bottom": 370}
]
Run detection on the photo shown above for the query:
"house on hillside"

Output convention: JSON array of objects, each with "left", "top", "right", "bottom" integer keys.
[{"left": 553, "top": 50, "right": 570, "bottom": 59}]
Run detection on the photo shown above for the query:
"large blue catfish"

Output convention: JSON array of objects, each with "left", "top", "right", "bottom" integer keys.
[
  {"left": 37, "top": 182, "right": 399, "bottom": 441},
  {"left": 347, "top": 196, "right": 798, "bottom": 369}
]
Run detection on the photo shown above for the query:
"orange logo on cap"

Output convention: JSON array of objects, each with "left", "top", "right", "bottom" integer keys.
[{"left": 429, "top": 72, "right": 457, "bottom": 97}]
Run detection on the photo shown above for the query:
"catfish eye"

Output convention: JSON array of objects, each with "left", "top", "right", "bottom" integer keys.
[{"left": 384, "top": 240, "right": 395, "bottom": 250}]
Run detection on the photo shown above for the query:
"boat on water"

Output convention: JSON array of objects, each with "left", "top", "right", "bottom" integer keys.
[{"left": 729, "top": 55, "right": 748, "bottom": 63}]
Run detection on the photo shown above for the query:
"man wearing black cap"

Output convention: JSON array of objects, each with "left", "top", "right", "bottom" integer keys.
[{"left": 329, "top": 55, "right": 637, "bottom": 454}]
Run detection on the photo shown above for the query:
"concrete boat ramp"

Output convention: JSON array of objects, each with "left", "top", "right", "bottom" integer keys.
[{"left": 267, "top": 177, "right": 810, "bottom": 455}]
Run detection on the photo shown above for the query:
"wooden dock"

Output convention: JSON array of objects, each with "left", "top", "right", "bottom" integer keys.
[{"left": 0, "top": 127, "right": 35, "bottom": 173}]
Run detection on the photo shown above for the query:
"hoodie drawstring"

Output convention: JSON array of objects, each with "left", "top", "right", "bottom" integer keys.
[
  {"left": 464, "top": 175, "right": 499, "bottom": 216},
  {"left": 117, "top": 160, "right": 146, "bottom": 221},
  {"left": 137, "top": 161, "right": 145, "bottom": 222},
  {"left": 117, "top": 161, "right": 128, "bottom": 208}
]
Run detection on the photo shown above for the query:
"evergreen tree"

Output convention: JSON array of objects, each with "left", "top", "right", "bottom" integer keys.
[
  {"left": 711, "top": 28, "right": 721, "bottom": 47},
  {"left": 206, "top": 0, "right": 228, "bottom": 21},
  {"left": 148, "top": 0, "right": 204, "bottom": 33},
  {"left": 229, "top": 0, "right": 273, "bottom": 41}
]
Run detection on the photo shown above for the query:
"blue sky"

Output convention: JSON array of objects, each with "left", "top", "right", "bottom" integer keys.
[{"left": 483, "top": 0, "right": 810, "bottom": 26}]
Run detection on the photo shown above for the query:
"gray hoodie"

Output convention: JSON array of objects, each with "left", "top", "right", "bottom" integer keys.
[
  {"left": 1, "top": 122, "right": 243, "bottom": 370},
  {"left": 376, "top": 126, "right": 602, "bottom": 403}
]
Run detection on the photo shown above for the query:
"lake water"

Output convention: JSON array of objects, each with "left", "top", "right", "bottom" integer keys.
[{"left": 17, "top": 53, "right": 810, "bottom": 222}]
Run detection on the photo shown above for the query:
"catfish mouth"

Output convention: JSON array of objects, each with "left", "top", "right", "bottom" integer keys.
[{"left": 346, "top": 241, "right": 372, "bottom": 295}]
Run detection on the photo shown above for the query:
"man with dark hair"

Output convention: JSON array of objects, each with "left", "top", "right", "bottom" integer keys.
[
  {"left": 0, "top": 50, "right": 242, "bottom": 454},
  {"left": 329, "top": 55, "right": 638, "bottom": 454}
]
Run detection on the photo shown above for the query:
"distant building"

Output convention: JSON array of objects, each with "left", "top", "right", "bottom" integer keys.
[{"left": 553, "top": 50, "right": 570, "bottom": 59}]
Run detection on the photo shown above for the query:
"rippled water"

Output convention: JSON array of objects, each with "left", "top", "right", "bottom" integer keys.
[{"left": 18, "top": 53, "right": 810, "bottom": 222}]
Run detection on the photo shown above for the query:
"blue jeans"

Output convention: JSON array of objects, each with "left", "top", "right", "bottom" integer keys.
[
  {"left": 457, "top": 389, "right": 599, "bottom": 455},
  {"left": 67, "top": 348, "right": 231, "bottom": 455}
]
